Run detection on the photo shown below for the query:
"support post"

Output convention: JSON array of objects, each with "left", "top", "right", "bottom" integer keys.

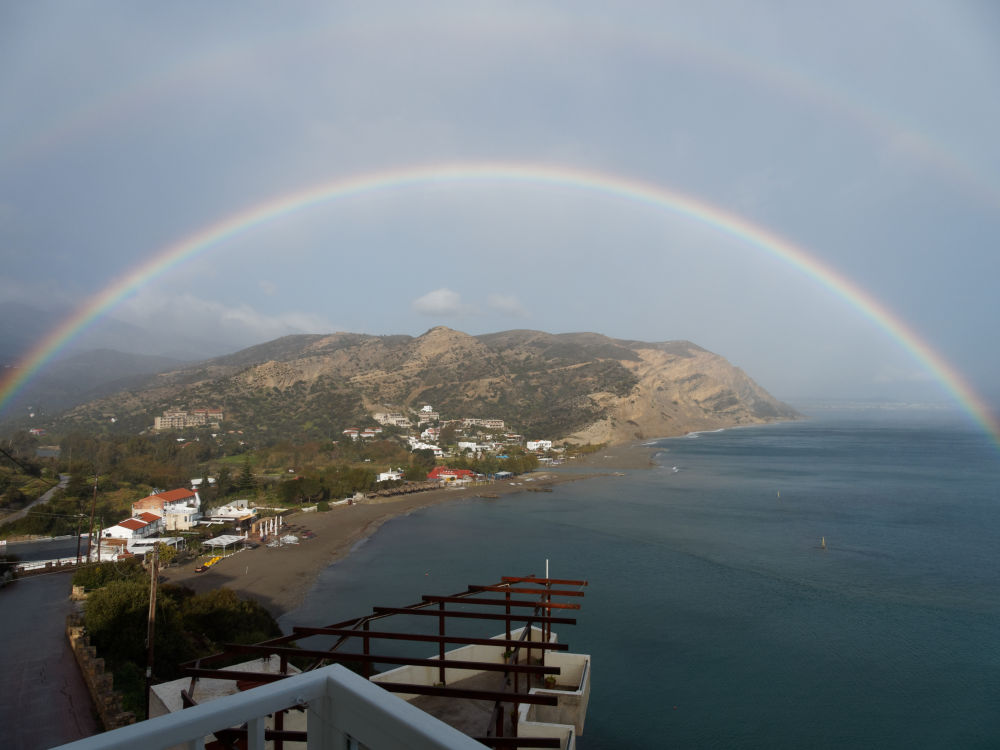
[
  {"left": 246, "top": 716, "right": 265, "bottom": 750},
  {"left": 307, "top": 685, "right": 346, "bottom": 750},
  {"left": 505, "top": 589, "right": 511, "bottom": 640},
  {"left": 75, "top": 513, "right": 83, "bottom": 567},
  {"left": 145, "top": 544, "right": 160, "bottom": 715},
  {"left": 86, "top": 475, "right": 98, "bottom": 564},
  {"left": 438, "top": 601, "right": 446, "bottom": 685},
  {"left": 363, "top": 620, "right": 371, "bottom": 679}
]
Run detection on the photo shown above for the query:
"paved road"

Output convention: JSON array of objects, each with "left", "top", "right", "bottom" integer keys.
[
  {"left": 1, "top": 473, "right": 68, "bottom": 526},
  {"left": 0, "top": 572, "right": 100, "bottom": 749}
]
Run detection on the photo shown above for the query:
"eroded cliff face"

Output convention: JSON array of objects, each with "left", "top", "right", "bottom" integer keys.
[{"left": 565, "top": 345, "right": 798, "bottom": 444}]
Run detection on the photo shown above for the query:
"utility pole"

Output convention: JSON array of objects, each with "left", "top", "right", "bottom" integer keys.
[
  {"left": 145, "top": 544, "right": 160, "bottom": 714},
  {"left": 96, "top": 519, "right": 103, "bottom": 563},
  {"left": 74, "top": 513, "right": 83, "bottom": 567},
  {"left": 86, "top": 474, "right": 98, "bottom": 564}
]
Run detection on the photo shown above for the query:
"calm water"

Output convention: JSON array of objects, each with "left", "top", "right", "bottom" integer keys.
[{"left": 281, "top": 410, "right": 1000, "bottom": 748}]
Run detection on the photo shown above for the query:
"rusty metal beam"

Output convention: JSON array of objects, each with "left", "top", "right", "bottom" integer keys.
[
  {"left": 182, "top": 667, "right": 288, "bottom": 683},
  {"left": 421, "top": 595, "right": 580, "bottom": 610},
  {"left": 213, "top": 727, "right": 308, "bottom": 744},
  {"left": 220, "top": 643, "right": 559, "bottom": 675},
  {"left": 378, "top": 682, "right": 558, "bottom": 706},
  {"left": 290, "top": 627, "right": 570, "bottom": 651},
  {"left": 371, "top": 607, "right": 575, "bottom": 625},
  {"left": 469, "top": 585, "right": 585, "bottom": 597},
  {"left": 501, "top": 576, "right": 587, "bottom": 586}
]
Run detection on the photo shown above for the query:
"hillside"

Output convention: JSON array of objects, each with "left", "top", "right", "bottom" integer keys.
[{"left": 55, "top": 328, "right": 799, "bottom": 444}]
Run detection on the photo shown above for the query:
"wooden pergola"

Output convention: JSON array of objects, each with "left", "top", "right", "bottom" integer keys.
[{"left": 179, "top": 575, "right": 587, "bottom": 749}]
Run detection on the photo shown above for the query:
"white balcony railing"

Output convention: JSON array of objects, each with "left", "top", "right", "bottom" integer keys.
[{"left": 53, "top": 664, "right": 483, "bottom": 750}]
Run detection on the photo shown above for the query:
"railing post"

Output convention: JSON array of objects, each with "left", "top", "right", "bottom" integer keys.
[
  {"left": 363, "top": 620, "right": 371, "bottom": 679},
  {"left": 438, "top": 601, "right": 446, "bottom": 685},
  {"left": 246, "top": 716, "right": 265, "bottom": 750},
  {"left": 505, "top": 589, "right": 511, "bottom": 641},
  {"left": 307, "top": 682, "right": 346, "bottom": 750}
]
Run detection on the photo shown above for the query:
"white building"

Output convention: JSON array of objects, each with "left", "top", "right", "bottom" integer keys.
[
  {"left": 133, "top": 488, "right": 203, "bottom": 531},
  {"left": 418, "top": 405, "right": 440, "bottom": 424},
  {"left": 103, "top": 515, "right": 159, "bottom": 540},
  {"left": 463, "top": 418, "right": 505, "bottom": 431},
  {"left": 526, "top": 440, "right": 553, "bottom": 452},
  {"left": 407, "top": 438, "right": 444, "bottom": 457},
  {"left": 374, "top": 412, "right": 412, "bottom": 428},
  {"left": 204, "top": 501, "right": 257, "bottom": 526}
]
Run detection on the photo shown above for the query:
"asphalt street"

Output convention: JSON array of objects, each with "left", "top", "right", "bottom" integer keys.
[{"left": 0, "top": 572, "right": 100, "bottom": 749}]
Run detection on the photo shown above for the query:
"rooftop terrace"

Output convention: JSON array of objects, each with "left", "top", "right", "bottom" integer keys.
[{"left": 54, "top": 575, "right": 589, "bottom": 750}]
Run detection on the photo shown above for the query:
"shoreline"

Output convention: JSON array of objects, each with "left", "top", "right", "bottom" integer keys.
[{"left": 160, "top": 441, "right": 658, "bottom": 619}]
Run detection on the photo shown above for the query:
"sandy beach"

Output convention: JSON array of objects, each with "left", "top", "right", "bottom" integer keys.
[{"left": 161, "top": 442, "right": 656, "bottom": 618}]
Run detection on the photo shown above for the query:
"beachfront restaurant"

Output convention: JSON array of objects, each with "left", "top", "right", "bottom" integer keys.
[
  {"left": 201, "top": 501, "right": 257, "bottom": 531},
  {"left": 201, "top": 533, "right": 247, "bottom": 557}
]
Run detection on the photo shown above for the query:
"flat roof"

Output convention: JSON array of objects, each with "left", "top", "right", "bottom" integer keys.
[{"left": 203, "top": 534, "right": 246, "bottom": 547}]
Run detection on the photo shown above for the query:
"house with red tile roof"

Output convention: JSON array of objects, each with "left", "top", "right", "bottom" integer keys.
[
  {"left": 103, "top": 517, "right": 157, "bottom": 540},
  {"left": 132, "top": 488, "right": 202, "bottom": 531}
]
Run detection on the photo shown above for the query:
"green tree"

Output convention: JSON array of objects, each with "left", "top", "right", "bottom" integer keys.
[
  {"left": 237, "top": 457, "right": 255, "bottom": 494},
  {"left": 156, "top": 542, "right": 179, "bottom": 565},
  {"left": 216, "top": 465, "right": 232, "bottom": 497},
  {"left": 404, "top": 464, "right": 428, "bottom": 481},
  {"left": 72, "top": 558, "right": 146, "bottom": 590},
  {"left": 83, "top": 580, "right": 195, "bottom": 679},
  {"left": 180, "top": 588, "right": 281, "bottom": 647}
]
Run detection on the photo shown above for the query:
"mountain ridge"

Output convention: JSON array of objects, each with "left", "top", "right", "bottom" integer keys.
[{"left": 54, "top": 328, "right": 800, "bottom": 443}]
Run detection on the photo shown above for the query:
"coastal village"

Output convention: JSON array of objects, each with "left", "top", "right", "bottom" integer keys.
[{"left": 31, "top": 402, "right": 563, "bottom": 567}]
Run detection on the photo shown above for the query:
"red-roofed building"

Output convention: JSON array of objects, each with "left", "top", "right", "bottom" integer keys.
[
  {"left": 427, "top": 466, "right": 476, "bottom": 484},
  {"left": 133, "top": 488, "right": 202, "bottom": 531},
  {"left": 139, "top": 512, "right": 165, "bottom": 535},
  {"left": 103, "top": 517, "right": 155, "bottom": 540}
]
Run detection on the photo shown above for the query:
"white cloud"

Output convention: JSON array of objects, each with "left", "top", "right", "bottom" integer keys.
[
  {"left": 259, "top": 280, "right": 277, "bottom": 296},
  {"left": 487, "top": 293, "right": 528, "bottom": 317},
  {"left": 412, "top": 288, "right": 476, "bottom": 316}
]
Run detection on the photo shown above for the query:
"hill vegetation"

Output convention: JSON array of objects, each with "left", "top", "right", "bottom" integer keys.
[{"left": 51, "top": 327, "right": 798, "bottom": 444}]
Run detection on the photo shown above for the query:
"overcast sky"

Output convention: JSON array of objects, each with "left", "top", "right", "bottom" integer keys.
[{"left": 2, "top": 1, "right": 998, "bottom": 408}]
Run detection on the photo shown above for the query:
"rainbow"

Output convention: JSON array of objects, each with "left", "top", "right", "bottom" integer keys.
[{"left": 2, "top": 161, "right": 997, "bottom": 443}]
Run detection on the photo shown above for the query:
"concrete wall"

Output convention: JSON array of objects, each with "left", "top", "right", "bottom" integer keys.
[
  {"left": 65, "top": 614, "right": 135, "bottom": 730},
  {"left": 513, "top": 718, "right": 575, "bottom": 750},
  {"left": 517, "top": 653, "right": 591, "bottom": 737}
]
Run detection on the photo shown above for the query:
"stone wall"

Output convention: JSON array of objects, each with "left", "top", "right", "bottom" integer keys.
[{"left": 66, "top": 613, "right": 136, "bottom": 730}]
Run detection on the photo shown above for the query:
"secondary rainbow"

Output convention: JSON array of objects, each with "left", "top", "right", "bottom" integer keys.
[{"left": 2, "top": 161, "right": 996, "bottom": 443}]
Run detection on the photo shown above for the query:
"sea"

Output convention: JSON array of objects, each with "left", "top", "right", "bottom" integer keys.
[{"left": 279, "top": 408, "right": 1000, "bottom": 749}]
